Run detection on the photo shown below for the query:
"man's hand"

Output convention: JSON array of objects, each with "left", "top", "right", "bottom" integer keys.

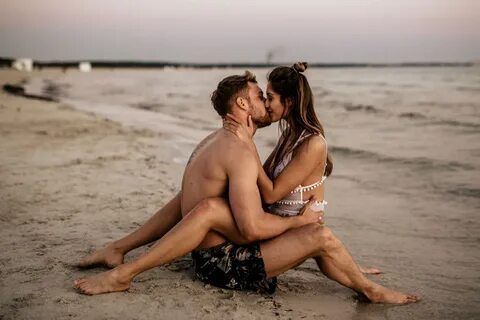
[{"left": 298, "top": 196, "right": 325, "bottom": 226}]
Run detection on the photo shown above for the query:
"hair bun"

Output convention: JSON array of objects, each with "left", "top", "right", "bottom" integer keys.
[{"left": 293, "top": 62, "right": 308, "bottom": 73}]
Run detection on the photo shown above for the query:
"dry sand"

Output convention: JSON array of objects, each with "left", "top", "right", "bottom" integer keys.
[{"left": 0, "top": 69, "right": 416, "bottom": 320}]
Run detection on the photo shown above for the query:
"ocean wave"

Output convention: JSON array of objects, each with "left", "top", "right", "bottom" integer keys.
[
  {"left": 333, "top": 81, "right": 389, "bottom": 87},
  {"left": 167, "top": 92, "right": 192, "bottom": 98},
  {"left": 431, "top": 119, "right": 480, "bottom": 130},
  {"left": 417, "top": 101, "right": 480, "bottom": 108},
  {"left": 329, "top": 145, "right": 475, "bottom": 172},
  {"left": 398, "top": 112, "right": 428, "bottom": 119},
  {"left": 130, "top": 102, "right": 166, "bottom": 111},
  {"left": 371, "top": 89, "right": 396, "bottom": 95},
  {"left": 398, "top": 83, "right": 418, "bottom": 88},
  {"left": 398, "top": 112, "right": 480, "bottom": 130},
  {"left": 101, "top": 88, "right": 126, "bottom": 96},
  {"left": 447, "top": 186, "right": 480, "bottom": 199},
  {"left": 343, "top": 103, "right": 382, "bottom": 113},
  {"left": 456, "top": 86, "right": 480, "bottom": 93}
]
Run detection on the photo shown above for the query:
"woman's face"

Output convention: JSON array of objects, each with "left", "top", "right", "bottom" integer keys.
[{"left": 266, "top": 82, "right": 287, "bottom": 122}]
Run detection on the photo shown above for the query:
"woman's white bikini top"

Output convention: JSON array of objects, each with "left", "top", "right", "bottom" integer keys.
[{"left": 267, "top": 130, "right": 328, "bottom": 217}]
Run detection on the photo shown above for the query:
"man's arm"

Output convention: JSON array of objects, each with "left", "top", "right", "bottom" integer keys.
[{"left": 226, "top": 149, "right": 314, "bottom": 242}]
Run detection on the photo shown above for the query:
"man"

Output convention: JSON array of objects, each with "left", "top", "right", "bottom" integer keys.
[{"left": 75, "top": 71, "right": 417, "bottom": 304}]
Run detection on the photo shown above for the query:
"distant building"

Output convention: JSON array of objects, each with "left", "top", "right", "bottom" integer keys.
[
  {"left": 79, "top": 62, "right": 92, "bottom": 72},
  {"left": 12, "top": 58, "right": 33, "bottom": 72}
]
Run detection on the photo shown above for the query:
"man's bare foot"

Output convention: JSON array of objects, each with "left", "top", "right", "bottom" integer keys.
[
  {"left": 363, "top": 284, "right": 419, "bottom": 304},
  {"left": 73, "top": 267, "right": 132, "bottom": 295},
  {"left": 77, "top": 244, "right": 124, "bottom": 269},
  {"left": 359, "top": 265, "right": 383, "bottom": 275}
]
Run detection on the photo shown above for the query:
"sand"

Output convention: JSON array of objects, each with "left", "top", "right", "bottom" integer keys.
[{"left": 0, "top": 69, "right": 430, "bottom": 320}]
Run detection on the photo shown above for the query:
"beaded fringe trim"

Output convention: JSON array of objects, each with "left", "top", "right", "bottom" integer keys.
[{"left": 291, "top": 176, "right": 327, "bottom": 194}]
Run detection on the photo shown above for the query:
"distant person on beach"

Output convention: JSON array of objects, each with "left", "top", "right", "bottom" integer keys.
[{"left": 75, "top": 63, "right": 418, "bottom": 304}]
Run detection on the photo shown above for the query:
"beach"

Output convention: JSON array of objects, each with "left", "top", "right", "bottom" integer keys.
[{"left": 1, "top": 67, "right": 479, "bottom": 319}]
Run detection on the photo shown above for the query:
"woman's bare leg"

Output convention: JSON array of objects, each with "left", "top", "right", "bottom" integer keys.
[
  {"left": 77, "top": 192, "right": 183, "bottom": 268},
  {"left": 74, "top": 198, "right": 247, "bottom": 294}
]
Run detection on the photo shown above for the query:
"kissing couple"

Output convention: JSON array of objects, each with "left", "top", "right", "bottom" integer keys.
[{"left": 74, "top": 62, "right": 418, "bottom": 305}]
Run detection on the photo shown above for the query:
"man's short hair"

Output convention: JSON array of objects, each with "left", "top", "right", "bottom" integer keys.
[{"left": 211, "top": 71, "right": 257, "bottom": 116}]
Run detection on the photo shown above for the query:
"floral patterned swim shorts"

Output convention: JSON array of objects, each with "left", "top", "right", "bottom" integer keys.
[{"left": 191, "top": 241, "right": 277, "bottom": 294}]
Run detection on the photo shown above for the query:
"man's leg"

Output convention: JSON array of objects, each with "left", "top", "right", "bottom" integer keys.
[
  {"left": 260, "top": 224, "right": 418, "bottom": 304},
  {"left": 77, "top": 192, "right": 382, "bottom": 275},
  {"left": 77, "top": 192, "right": 183, "bottom": 268},
  {"left": 74, "top": 197, "right": 248, "bottom": 295},
  {"left": 359, "top": 265, "right": 382, "bottom": 275}
]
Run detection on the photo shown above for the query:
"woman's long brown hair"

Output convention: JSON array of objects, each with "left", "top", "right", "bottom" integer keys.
[{"left": 264, "top": 62, "right": 333, "bottom": 177}]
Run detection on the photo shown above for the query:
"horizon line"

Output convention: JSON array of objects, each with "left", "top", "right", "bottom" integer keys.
[{"left": 0, "top": 57, "right": 477, "bottom": 68}]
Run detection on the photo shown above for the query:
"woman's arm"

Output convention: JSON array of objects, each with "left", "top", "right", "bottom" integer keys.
[
  {"left": 224, "top": 114, "right": 327, "bottom": 204},
  {"left": 250, "top": 136, "right": 327, "bottom": 204}
]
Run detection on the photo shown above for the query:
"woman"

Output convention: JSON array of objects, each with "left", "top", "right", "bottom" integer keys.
[
  {"left": 74, "top": 63, "right": 380, "bottom": 295},
  {"left": 224, "top": 62, "right": 332, "bottom": 218}
]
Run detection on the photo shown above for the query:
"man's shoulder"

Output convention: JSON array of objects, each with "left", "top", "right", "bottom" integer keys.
[
  {"left": 217, "top": 134, "right": 257, "bottom": 172},
  {"left": 227, "top": 140, "right": 256, "bottom": 160},
  {"left": 187, "top": 130, "right": 220, "bottom": 165},
  {"left": 216, "top": 130, "right": 254, "bottom": 153}
]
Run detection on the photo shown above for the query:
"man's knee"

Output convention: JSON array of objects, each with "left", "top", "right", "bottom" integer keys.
[
  {"left": 316, "top": 226, "right": 340, "bottom": 252},
  {"left": 188, "top": 197, "right": 225, "bottom": 221},
  {"left": 196, "top": 198, "right": 216, "bottom": 211},
  {"left": 300, "top": 224, "right": 338, "bottom": 251},
  {"left": 188, "top": 198, "right": 216, "bottom": 221}
]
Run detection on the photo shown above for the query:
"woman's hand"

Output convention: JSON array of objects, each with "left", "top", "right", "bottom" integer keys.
[{"left": 222, "top": 113, "right": 255, "bottom": 143}]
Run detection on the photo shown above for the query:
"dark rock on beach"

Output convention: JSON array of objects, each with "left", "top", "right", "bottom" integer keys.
[{"left": 3, "top": 83, "right": 58, "bottom": 102}]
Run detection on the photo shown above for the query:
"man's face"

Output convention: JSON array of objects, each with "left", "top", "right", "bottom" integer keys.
[{"left": 246, "top": 82, "right": 272, "bottom": 128}]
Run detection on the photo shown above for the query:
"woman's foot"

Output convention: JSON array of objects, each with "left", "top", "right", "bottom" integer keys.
[
  {"left": 77, "top": 244, "right": 125, "bottom": 269},
  {"left": 363, "top": 284, "right": 419, "bottom": 304},
  {"left": 359, "top": 265, "right": 383, "bottom": 275},
  {"left": 73, "top": 266, "right": 132, "bottom": 295}
]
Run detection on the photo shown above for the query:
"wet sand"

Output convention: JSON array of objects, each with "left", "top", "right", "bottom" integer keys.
[{"left": 1, "top": 69, "right": 477, "bottom": 319}]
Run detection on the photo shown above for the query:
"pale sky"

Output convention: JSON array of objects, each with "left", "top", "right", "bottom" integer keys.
[{"left": 0, "top": 0, "right": 479, "bottom": 63}]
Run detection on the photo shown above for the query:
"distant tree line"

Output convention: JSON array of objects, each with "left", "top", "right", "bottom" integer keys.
[{"left": 0, "top": 57, "right": 474, "bottom": 69}]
